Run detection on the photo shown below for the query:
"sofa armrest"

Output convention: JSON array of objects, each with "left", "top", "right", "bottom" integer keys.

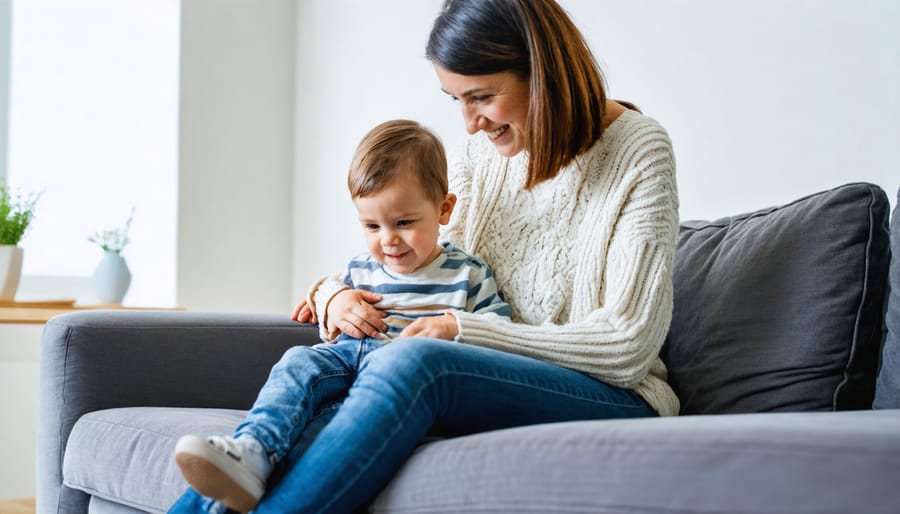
[{"left": 37, "top": 310, "right": 318, "bottom": 514}]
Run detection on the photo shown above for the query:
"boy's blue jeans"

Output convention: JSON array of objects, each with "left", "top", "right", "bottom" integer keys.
[
  {"left": 168, "top": 337, "right": 656, "bottom": 514},
  {"left": 235, "top": 336, "right": 386, "bottom": 461}
]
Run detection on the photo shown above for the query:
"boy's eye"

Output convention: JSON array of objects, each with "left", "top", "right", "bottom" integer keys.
[
  {"left": 397, "top": 219, "right": 414, "bottom": 227},
  {"left": 364, "top": 224, "right": 379, "bottom": 231}
]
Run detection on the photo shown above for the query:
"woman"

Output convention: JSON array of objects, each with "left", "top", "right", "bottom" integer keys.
[{"left": 170, "top": 0, "right": 678, "bottom": 512}]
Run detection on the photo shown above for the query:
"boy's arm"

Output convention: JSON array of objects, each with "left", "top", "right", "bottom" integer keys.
[
  {"left": 465, "top": 260, "right": 511, "bottom": 318},
  {"left": 302, "top": 268, "right": 387, "bottom": 341},
  {"left": 395, "top": 257, "right": 510, "bottom": 341}
]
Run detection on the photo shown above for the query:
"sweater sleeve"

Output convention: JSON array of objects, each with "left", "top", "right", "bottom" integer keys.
[
  {"left": 453, "top": 134, "right": 678, "bottom": 390},
  {"left": 309, "top": 269, "right": 349, "bottom": 342}
]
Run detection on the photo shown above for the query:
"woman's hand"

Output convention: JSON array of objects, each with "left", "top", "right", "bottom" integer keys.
[
  {"left": 398, "top": 312, "right": 459, "bottom": 341},
  {"left": 290, "top": 298, "right": 317, "bottom": 324},
  {"left": 325, "top": 289, "right": 387, "bottom": 339}
]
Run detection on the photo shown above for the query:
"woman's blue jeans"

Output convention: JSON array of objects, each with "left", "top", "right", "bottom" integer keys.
[{"left": 168, "top": 337, "right": 656, "bottom": 514}]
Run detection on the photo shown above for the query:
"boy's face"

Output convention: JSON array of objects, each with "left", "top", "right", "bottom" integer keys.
[{"left": 354, "top": 175, "right": 456, "bottom": 275}]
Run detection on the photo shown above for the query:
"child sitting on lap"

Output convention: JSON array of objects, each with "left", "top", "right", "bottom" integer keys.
[{"left": 173, "top": 119, "right": 510, "bottom": 513}]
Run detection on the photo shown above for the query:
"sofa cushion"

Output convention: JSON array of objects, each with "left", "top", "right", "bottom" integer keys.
[
  {"left": 62, "top": 407, "right": 246, "bottom": 514},
  {"left": 874, "top": 187, "right": 900, "bottom": 408},
  {"left": 67, "top": 407, "right": 900, "bottom": 514},
  {"left": 374, "top": 410, "right": 900, "bottom": 514},
  {"left": 662, "top": 182, "right": 891, "bottom": 414}
]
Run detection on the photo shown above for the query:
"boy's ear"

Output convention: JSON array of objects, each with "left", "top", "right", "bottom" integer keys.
[{"left": 438, "top": 193, "right": 457, "bottom": 224}]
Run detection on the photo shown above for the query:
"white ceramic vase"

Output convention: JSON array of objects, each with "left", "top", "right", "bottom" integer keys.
[
  {"left": 0, "top": 245, "right": 24, "bottom": 301},
  {"left": 92, "top": 251, "right": 132, "bottom": 304}
]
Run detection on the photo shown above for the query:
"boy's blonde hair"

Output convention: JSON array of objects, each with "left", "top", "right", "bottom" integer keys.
[{"left": 348, "top": 119, "right": 448, "bottom": 203}]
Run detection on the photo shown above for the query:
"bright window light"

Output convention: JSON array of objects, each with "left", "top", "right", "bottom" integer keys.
[{"left": 7, "top": 0, "right": 179, "bottom": 306}]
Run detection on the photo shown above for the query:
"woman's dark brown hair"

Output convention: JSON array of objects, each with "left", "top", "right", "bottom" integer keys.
[{"left": 426, "top": 0, "right": 607, "bottom": 189}]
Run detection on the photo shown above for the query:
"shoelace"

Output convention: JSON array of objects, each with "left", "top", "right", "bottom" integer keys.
[
  {"left": 208, "top": 435, "right": 276, "bottom": 470},
  {"left": 206, "top": 435, "right": 245, "bottom": 461}
]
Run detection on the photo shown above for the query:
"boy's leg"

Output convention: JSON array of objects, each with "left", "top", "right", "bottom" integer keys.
[
  {"left": 234, "top": 340, "right": 369, "bottom": 459},
  {"left": 174, "top": 339, "right": 374, "bottom": 512},
  {"left": 169, "top": 404, "right": 341, "bottom": 514}
]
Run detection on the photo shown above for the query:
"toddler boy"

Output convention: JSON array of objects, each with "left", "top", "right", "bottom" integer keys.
[{"left": 174, "top": 119, "right": 509, "bottom": 513}]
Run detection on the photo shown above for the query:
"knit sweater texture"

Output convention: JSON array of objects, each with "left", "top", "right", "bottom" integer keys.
[{"left": 315, "top": 109, "right": 680, "bottom": 416}]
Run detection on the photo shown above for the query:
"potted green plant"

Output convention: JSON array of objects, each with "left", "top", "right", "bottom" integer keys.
[
  {"left": 0, "top": 179, "right": 40, "bottom": 301},
  {"left": 87, "top": 207, "right": 135, "bottom": 304}
]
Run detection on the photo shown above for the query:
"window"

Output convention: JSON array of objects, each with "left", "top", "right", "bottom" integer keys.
[{"left": 6, "top": 0, "right": 179, "bottom": 306}]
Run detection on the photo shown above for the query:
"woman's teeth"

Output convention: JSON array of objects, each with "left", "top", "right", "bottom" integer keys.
[{"left": 487, "top": 125, "right": 508, "bottom": 139}]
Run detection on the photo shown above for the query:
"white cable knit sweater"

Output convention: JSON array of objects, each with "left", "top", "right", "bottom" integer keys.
[{"left": 315, "top": 109, "right": 680, "bottom": 416}]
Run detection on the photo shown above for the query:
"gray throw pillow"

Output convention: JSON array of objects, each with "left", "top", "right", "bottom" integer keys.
[
  {"left": 873, "top": 187, "right": 899, "bottom": 409},
  {"left": 662, "top": 182, "right": 891, "bottom": 414}
]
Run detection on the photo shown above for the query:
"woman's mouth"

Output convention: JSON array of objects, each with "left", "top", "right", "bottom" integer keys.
[{"left": 487, "top": 125, "right": 508, "bottom": 140}]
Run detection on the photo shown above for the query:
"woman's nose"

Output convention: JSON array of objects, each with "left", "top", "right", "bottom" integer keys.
[{"left": 463, "top": 105, "right": 485, "bottom": 135}]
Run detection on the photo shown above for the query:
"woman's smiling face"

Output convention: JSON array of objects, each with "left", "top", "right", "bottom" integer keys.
[{"left": 434, "top": 65, "right": 530, "bottom": 157}]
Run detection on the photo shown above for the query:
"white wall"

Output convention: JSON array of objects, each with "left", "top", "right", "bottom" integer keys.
[
  {"left": 577, "top": 0, "right": 900, "bottom": 221},
  {"left": 0, "top": 324, "right": 41, "bottom": 499},
  {"left": 292, "top": 0, "right": 453, "bottom": 298},
  {"left": 0, "top": 0, "right": 9, "bottom": 180},
  {"left": 178, "top": 0, "right": 296, "bottom": 313},
  {"left": 290, "top": 0, "right": 899, "bottom": 299}
]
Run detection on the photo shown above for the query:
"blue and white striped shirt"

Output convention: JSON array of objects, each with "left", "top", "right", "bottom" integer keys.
[{"left": 342, "top": 242, "right": 510, "bottom": 339}]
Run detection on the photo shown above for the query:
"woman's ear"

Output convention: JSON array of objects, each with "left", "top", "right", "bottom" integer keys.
[{"left": 438, "top": 193, "right": 457, "bottom": 224}]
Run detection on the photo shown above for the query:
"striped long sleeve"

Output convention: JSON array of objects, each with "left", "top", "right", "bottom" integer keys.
[{"left": 342, "top": 243, "right": 510, "bottom": 339}]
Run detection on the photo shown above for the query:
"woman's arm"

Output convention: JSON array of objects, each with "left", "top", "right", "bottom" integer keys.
[{"left": 452, "top": 130, "right": 678, "bottom": 390}]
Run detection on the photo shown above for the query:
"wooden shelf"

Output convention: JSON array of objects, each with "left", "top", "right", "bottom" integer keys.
[{"left": 0, "top": 301, "right": 184, "bottom": 324}]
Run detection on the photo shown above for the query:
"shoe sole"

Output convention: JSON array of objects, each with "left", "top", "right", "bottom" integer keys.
[{"left": 175, "top": 436, "right": 262, "bottom": 513}]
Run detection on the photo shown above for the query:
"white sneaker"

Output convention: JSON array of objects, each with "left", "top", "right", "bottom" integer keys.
[{"left": 175, "top": 434, "right": 273, "bottom": 513}]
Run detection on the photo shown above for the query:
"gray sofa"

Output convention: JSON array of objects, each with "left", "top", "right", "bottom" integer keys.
[{"left": 38, "top": 182, "right": 900, "bottom": 514}]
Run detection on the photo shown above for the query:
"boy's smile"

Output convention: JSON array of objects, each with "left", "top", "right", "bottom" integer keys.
[{"left": 353, "top": 173, "right": 456, "bottom": 275}]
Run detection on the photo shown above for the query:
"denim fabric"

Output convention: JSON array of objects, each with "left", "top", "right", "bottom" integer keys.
[
  {"left": 234, "top": 337, "right": 384, "bottom": 460},
  {"left": 169, "top": 337, "right": 655, "bottom": 514}
]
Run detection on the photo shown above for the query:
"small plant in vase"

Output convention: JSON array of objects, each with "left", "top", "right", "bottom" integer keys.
[
  {"left": 0, "top": 179, "right": 41, "bottom": 301},
  {"left": 87, "top": 207, "right": 135, "bottom": 305}
]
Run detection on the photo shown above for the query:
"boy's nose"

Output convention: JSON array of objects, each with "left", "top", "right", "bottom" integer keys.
[{"left": 381, "top": 231, "right": 399, "bottom": 247}]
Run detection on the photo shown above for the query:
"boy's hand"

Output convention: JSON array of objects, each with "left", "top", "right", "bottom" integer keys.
[
  {"left": 326, "top": 289, "right": 387, "bottom": 339},
  {"left": 290, "top": 299, "right": 317, "bottom": 324},
  {"left": 398, "top": 312, "right": 459, "bottom": 341}
]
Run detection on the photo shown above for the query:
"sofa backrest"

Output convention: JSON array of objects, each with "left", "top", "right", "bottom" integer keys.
[
  {"left": 874, "top": 187, "right": 900, "bottom": 408},
  {"left": 661, "top": 182, "right": 892, "bottom": 415}
]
